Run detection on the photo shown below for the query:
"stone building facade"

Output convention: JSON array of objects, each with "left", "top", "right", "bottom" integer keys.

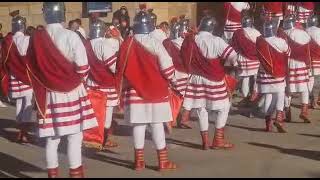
[{"left": 0, "top": 2, "right": 197, "bottom": 34}]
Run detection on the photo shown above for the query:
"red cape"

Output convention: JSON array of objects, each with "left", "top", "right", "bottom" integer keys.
[
  {"left": 116, "top": 37, "right": 169, "bottom": 101},
  {"left": 256, "top": 36, "right": 288, "bottom": 78},
  {"left": 0, "top": 33, "right": 30, "bottom": 96},
  {"left": 224, "top": 2, "right": 242, "bottom": 23},
  {"left": 231, "top": 29, "right": 258, "bottom": 60},
  {"left": 162, "top": 38, "right": 187, "bottom": 73},
  {"left": 263, "top": 2, "right": 283, "bottom": 13},
  {"left": 180, "top": 35, "right": 225, "bottom": 82},
  {"left": 84, "top": 40, "right": 115, "bottom": 88},
  {"left": 26, "top": 29, "right": 83, "bottom": 118},
  {"left": 310, "top": 39, "right": 320, "bottom": 64}
]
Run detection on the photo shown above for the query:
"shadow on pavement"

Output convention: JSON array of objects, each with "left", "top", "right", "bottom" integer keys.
[
  {"left": 227, "top": 124, "right": 266, "bottom": 132},
  {"left": 84, "top": 150, "right": 158, "bottom": 171},
  {"left": 0, "top": 152, "right": 44, "bottom": 178},
  {"left": 298, "top": 133, "right": 320, "bottom": 138},
  {"left": 248, "top": 142, "right": 320, "bottom": 161},
  {"left": 166, "top": 137, "right": 202, "bottom": 150}
]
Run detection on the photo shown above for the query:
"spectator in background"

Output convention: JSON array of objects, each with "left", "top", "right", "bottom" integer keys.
[
  {"left": 113, "top": 6, "right": 130, "bottom": 39},
  {"left": 25, "top": 26, "right": 35, "bottom": 36},
  {"left": 74, "top": 18, "right": 87, "bottom": 39},
  {"left": 0, "top": 23, "right": 3, "bottom": 39},
  {"left": 0, "top": 23, "right": 7, "bottom": 108},
  {"left": 69, "top": 20, "right": 85, "bottom": 40}
]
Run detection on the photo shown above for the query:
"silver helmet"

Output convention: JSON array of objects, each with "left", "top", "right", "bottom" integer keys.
[
  {"left": 262, "top": 19, "right": 277, "bottom": 38},
  {"left": 133, "top": 11, "right": 155, "bottom": 34},
  {"left": 179, "top": 17, "right": 190, "bottom": 35},
  {"left": 306, "top": 15, "right": 319, "bottom": 28},
  {"left": 42, "top": 2, "right": 66, "bottom": 24},
  {"left": 170, "top": 21, "right": 181, "bottom": 39},
  {"left": 148, "top": 9, "right": 157, "bottom": 27},
  {"left": 282, "top": 15, "right": 296, "bottom": 30},
  {"left": 89, "top": 19, "right": 106, "bottom": 39},
  {"left": 198, "top": 16, "right": 217, "bottom": 33},
  {"left": 10, "top": 10, "right": 26, "bottom": 34},
  {"left": 242, "top": 15, "right": 253, "bottom": 28}
]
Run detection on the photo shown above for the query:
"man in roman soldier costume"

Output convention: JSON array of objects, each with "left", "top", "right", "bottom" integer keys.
[
  {"left": 26, "top": 2, "right": 98, "bottom": 178},
  {"left": 116, "top": 10, "right": 177, "bottom": 171},
  {"left": 256, "top": 19, "right": 290, "bottom": 133},
  {"left": 181, "top": 16, "right": 238, "bottom": 150},
  {"left": 85, "top": 19, "right": 120, "bottom": 149},
  {"left": 1, "top": 10, "right": 34, "bottom": 143},
  {"left": 278, "top": 15, "right": 312, "bottom": 123},
  {"left": 162, "top": 16, "right": 192, "bottom": 129},
  {"left": 297, "top": 2, "right": 315, "bottom": 25},
  {"left": 305, "top": 15, "right": 320, "bottom": 108},
  {"left": 223, "top": 2, "right": 250, "bottom": 43},
  {"left": 230, "top": 15, "right": 261, "bottom": 107}
]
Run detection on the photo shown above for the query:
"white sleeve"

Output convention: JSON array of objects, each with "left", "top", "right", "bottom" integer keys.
[
  {"left": 217, "top": 38, "right": 238, "bottom": 66},
  {"left": 70, "top": 33, "right": 89, "bottom": 76},
  {"left": 102, "top": 39, "right": 119, "bottom": 74}
]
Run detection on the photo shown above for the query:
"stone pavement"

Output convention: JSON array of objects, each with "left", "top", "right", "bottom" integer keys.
[{"left": 0, "top": 97, "right": 320, "bottom": 178}]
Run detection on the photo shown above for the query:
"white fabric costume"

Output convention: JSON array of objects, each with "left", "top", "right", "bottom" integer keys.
[
  {"left": 11, "top": 31, "right": 34, "bottom": 123},
  {"left": 41, "top": 23, "right": 98, "bottom": 169}
]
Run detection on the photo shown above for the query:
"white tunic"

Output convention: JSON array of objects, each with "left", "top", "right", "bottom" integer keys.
[
  {"left": 38, "top": 23, "right": 98, "bottom": 138},
  {"left": 306, "top": 26, "right": 320, "bottom": 76},
  {"left": 224, "top": 2, "right": 250, "bottom": 41},
  {"left": 9, "top": 32, "right": 33, "bottom": 99},
  {"left": 234, "top": 27, "right": 261, "bottom": 77},
  {"left": 150, "top": 29, "right": 169, "bottom": 43},
  {"left": 86, "top": 37, "right": 120, "bottom": 107},
  {"left": 257, "top": 36, "right": 290, "bottom": 93},
  {"left": 171, "top": 37, "right": 190, "bottom": 95},
  {"left": 285, "top": 28, "right": 311, "bottom": 93},
  {"left": 124, "top": 33, "right": 175, "bottom": 124},
  {"left": 183, "top": 31, "right": 237, "bottom": 111}
]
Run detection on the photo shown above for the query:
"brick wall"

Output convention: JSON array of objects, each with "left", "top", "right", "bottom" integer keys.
[{"left": 0, "top": 2, "right": 197, "bottom": 35}]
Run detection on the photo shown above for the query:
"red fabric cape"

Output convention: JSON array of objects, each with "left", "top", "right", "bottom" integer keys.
[
  {"left": 162, "top": 38, "right": 187, "bottom": 73},
  {"left": 0, "top": 34, "right": 30, "bottom": 96},
  {"left": 256, "top": 36, "right": 288, "bottom": 78},
  {"left": 310, "top": 39, "right": 320, "bottom": 63},
  {"left": 300, "top": 2, "right": 314, "bottom": 10},
  {"left": 224, "top": 2, "right": 242, "bottom": 23},
  {"left": 230, "top": 29, "right": 258, "bottom": 60},
  {"left": 115, "top": 36, "right": 169, "bottom": 101},
  {"left": 263, "top": 2, "right": 283, "bottom": 13},
  {"left": 25, "top": 29, "right": 83, "bottom": 117},
  {"left": 83, "top": 40, "right": 115, "bottom": 88},
  {"left": 180, "top": 35, "right": 225, "bottom": 82}
]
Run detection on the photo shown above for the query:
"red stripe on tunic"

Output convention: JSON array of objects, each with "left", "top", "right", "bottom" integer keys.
[
  {"left": 185, "top": 94, "right": 228, "bottom": 101},
  {"left": 38, "top": 113, "right": 96, "bottom": 129},
  {"left": 47, "top": 96, "right": 89, "bottom": 109},
  {"left": 46, "top": 105, "right": 93, "bottom": 118},
  {"left": 288, "top": 79, "right": 309, "bottom": 84}
]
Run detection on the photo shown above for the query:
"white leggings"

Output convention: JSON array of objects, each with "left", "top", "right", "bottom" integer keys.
[
  {"left": 133, "top": 123, "right": 166, "bottom": 150},
  {"left": 16, "top": 95, "right": 33, "bottom": 123},
  {"left": 263, "top": 92, "right": 285, "bottom": 116},
  {"left": 105, "top": 106, "right": 114, "bottom": 129},
  {"left": 196, "top": 106, "right": 230, "bottom": 131},
  {"left": 241, "top": 75, "right": 257, "bottom": 98},
  {"left": 284, "top": 91, "right": 309, "bottom": 108},
  {"left": 46, "top": 132, "right": 83, "bottom": 169}
]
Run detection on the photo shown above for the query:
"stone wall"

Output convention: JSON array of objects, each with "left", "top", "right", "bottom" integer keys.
[{"left": 0, "top": 2, "right": 197, "bottom": 34}]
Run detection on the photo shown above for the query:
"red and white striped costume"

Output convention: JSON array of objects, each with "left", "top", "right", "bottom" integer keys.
[
  {"left": 10, "top": 32, "right": 32, "bottom": 99},
  {"left": 297, "top": 2, "right": 314, "bottom": 24},
  {"left": 38, "top": 23, "right": 98, "bottom": 138},
  {"left": 11, "top": 31, "right": 34, "bottom": 123},
  {"left": 284, "top": 2, "right": 297, "bottom": 16},
  {"left": 123, "top": 34, "right": 175, "bottom": 124},
  {"left": 257, "top": 37, "right": 290, "bottom": 94},
  {"left": 86, "top": 37, "right": 119, "bottom": 129},
  {"left": 183, "top": 31, "right": 237, "bottom": 113},
  {"left": 223, "top": 2, "right": 250, "bottom": 42},
  {"left": 171, "top": 37, "right": 190, "bottom": 95},
  {"left": 306, "top": 26, "right": 320, "bottom": 76},
  {"left": 232, "top": 27, "right": 261, "bottom": 77},
  {"left": 284, "top": 28, "right": 311, "bottom": 93}
]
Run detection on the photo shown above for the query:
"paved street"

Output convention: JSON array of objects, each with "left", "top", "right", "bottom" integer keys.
[{"left": 0, "top": 96, "right": 320, "bottom": 178}]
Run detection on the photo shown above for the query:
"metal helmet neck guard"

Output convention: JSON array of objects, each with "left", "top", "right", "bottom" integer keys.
[
  {"left": 133, "top": 11, "right": 154, "bottom": 34},
  {"left": 198, "top": 16, "right": 217, "bottom": 33},
  {"left": 89, "top": 19, "right": 106, "bottom": 39}
]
